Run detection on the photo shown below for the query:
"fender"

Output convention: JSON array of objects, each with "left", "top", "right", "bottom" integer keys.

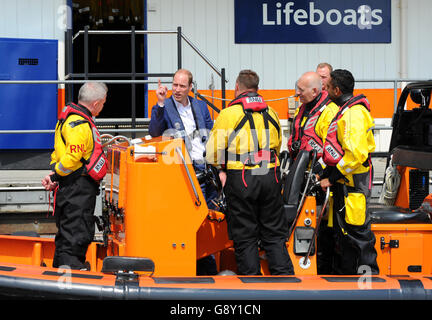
[{"left": 59, "top": 103, "right": 107, "bottom": 183}]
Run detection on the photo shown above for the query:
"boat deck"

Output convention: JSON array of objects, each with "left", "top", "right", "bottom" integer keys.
[{"left": 0, "top": 157, "right": 418, "bottom": 235}]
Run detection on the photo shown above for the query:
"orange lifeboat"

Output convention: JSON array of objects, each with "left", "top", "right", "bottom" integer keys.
[{"left": 0, "top": 82, "right": 431, "bottom": 300}]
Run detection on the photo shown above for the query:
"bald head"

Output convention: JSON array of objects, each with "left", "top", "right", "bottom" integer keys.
[{"left": 296, "top": 72, "right": 322, "bottom": 104}]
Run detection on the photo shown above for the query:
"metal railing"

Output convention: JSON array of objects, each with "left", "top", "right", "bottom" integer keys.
[
  {"left": 65, "top": 26, "right": 228, "bottom": 129},
  {"left": 194, "top": 78, "right": 430, "bottom": 116},
  {"left": 356, "top": 79, "right": 430, "bottom": 113},
  {"left": 0, "top": 24, "right": 429, "bottom": 139},
  {"left": 0, "top": 77, "right": 428, "bottom": 136}
]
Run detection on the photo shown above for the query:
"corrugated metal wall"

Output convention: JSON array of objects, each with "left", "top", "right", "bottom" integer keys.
[
  {"left": 405, "top": 0, "right": 432, "bottom": 80},
  {"left": 0, "top": 0, "right": 66, "bottom": 39},
  {"left": 147, "top": 0, "right": 432, "bottom": 91},
  {"left": 0, "top": 0, "right": 67, "bottom": 78},
  {"left": 0, "top": 0, "right": 429, "bottom": 91}
]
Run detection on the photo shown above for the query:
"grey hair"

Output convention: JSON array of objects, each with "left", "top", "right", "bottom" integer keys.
[{"left": 78, "top": 82, "right": 108, "bottom": 103}]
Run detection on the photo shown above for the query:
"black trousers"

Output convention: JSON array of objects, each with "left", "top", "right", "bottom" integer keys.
[
  {"left": 52, "top": 175, "right": 98, "bottom": 270},
  {"left": 317, "top": 223, "right": 336, "bottom": 275},
  {"left": 331, "top": 182, "right": 379, "bottom": 275},
  {"left": 193, "top": 162, "right": 218, "bottom": 210},
  {"left": 193, "top": 163, "right": 218, "bottom": 276},
  {"left": 225, "top": 168, "right": 294, "bottom": 275}
]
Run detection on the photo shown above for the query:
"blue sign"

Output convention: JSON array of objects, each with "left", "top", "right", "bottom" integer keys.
[{"left": 235, "top": 0, "right": 391, "bottom": 43}]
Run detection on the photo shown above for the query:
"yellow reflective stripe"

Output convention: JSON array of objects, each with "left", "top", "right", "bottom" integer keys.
[{"left": 57, "top": 162, "right": 73, "bottom": 175}]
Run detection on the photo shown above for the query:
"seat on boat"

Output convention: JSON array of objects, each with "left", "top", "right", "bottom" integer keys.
[
  {"left": 392, "top": 146, "right": 432, "bottom": 170},
  {"left": 282, "top": 150, "right": 310, "bottom": 224},
  {"left": 369, "top": 205, "right": 431, "bottom": 224},
  {"left": 101, "top": 256, "right": 155, "bottom": 274}
]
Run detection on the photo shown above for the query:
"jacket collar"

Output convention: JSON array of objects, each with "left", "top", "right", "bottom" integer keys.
[
  {"left": 304, "top": 92, "right": 322, "bottom": 111},
  {"left": 334, "top": 93, "right": 354, "bottom": 107},
  {"left": 72, "top": 103, "right": 93, "bottom": 118},
  {"left": 164, "top": 95, "right": 206, "bottom": 132}
]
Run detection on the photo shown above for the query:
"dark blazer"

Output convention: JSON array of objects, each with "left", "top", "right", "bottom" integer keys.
[{"left": 149, "top": 95, "right": 213, "bottom": 138}]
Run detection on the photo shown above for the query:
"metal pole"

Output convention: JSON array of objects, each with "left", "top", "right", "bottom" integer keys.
[
  {"left": 84, "top": 25, "right": 89, "bottom": 80},
  {"left": 221, "top": 68, "right": 226, "bottom": 109},
  {"left": 177, "top": 26, "right": 182, "bottom": 70},
  {"left": 131, "top": 26, "right": 136, "bottom": 139},
  {"left": 72, "top": 29, "right": 178, "bottom": 41},
  {"left": 393, "top": 80, "right": 398, "bottom": 113},
  {"left": 66, "top": 29, "right": 74, "bottom": 103}
]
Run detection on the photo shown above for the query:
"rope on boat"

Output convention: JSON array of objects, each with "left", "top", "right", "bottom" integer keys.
[
  {"left": 379, "top": 159, "right": 401, "bottom": 206},
  {"left": 198, "top": 93, "right": 298, "bottom": 102}
]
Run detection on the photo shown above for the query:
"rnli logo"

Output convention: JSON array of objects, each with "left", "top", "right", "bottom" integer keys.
[
  {"left": 325, "top": 145, "right": 339, "bottom": 160},
  {"left": 70, "top": 144, "right": 86, "bottom": 153},
  {"left": 94, "top": 157, "right": 105, "bottom": 173},
  {"left": 308, "top": 139, "right": 322, "bottom": 153},
  {"left": 246, "top": 96, "right": 263, "bottom": 104}
]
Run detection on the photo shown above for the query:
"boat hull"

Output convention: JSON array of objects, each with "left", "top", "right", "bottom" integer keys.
[{"left": 0, "top": 263, "right": 430, "bottom": 300}]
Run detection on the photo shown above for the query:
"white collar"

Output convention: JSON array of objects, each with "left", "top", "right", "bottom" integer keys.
[{"left": 173, "top": 97, "right": 191, "bottom": 109}]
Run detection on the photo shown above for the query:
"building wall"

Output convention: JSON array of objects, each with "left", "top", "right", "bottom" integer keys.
[
  {"left": 0, "top": 0, "right": 429, "bottom": 91},
  {"left": 404, "top": 0, "right": 432, "bottom": 80},
  {"left": 0, "top": 0, "right": 67, "bottom": 80},
  {"left": 146, "top": 0, "right": 432, "bottom": 152},
  {"left": 0, "top": 0, "right": 429, "bottom": 124},
  {"left": 0, "top": 0, "right": 429, "bottom": 94},
  {"left": 146, "top": 0, "right": 432, "bottom": 92}
]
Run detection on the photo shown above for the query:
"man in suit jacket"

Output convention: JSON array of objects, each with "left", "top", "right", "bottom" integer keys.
[
  {"left": 149, "top": 69, "right": 213, "bottom": 158},
  {"left": 149, "top": 69, "right": 217, "bottom": 275}
]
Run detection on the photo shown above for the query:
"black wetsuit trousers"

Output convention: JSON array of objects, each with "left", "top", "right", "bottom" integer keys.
[
  {"left": 52, "top": 175, "right": 98, "bottom": 270},
  {"left": 224, "top": 168, "right": 294, "bottom": 275},
  {"left": 331, "top": 182, "right": 379, "bottom": 275}
]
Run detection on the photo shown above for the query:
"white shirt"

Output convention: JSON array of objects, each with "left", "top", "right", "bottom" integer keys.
[{"left": 173, "top": 98, "right": 205, "bottom": 162}]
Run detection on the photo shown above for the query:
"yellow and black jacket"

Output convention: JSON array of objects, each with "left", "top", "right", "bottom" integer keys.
[
  {"left": 205, "top": 91, "right": 282, "bottom": 171},
  {"left": 50, "top": 104, "right": 95, "bottom": 181},
  {"left": 323, "top": 94, "right": 375, "bottom": 187}
]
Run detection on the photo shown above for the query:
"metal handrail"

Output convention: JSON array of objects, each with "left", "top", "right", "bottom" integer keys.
[
  {"left": 356, "top": 78, "right": 430, "bottom": 112},
  {"left": 180, "top": 32, "right": 222, "bottom": 78},
  {"left": 175, "top": 147, "right": 201, "bottom": 207},
  {"left": 0, "top": 80, "right": 161, "bottom": 84},
  {"left": 69, "top": 26, "right": 228, "bottom": 108},
  {"left": 72, "top": 29, "right": 178, "bottom": 41},
  {"left": 71, "top": 28, "right": 226, "bottom": 81}
]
